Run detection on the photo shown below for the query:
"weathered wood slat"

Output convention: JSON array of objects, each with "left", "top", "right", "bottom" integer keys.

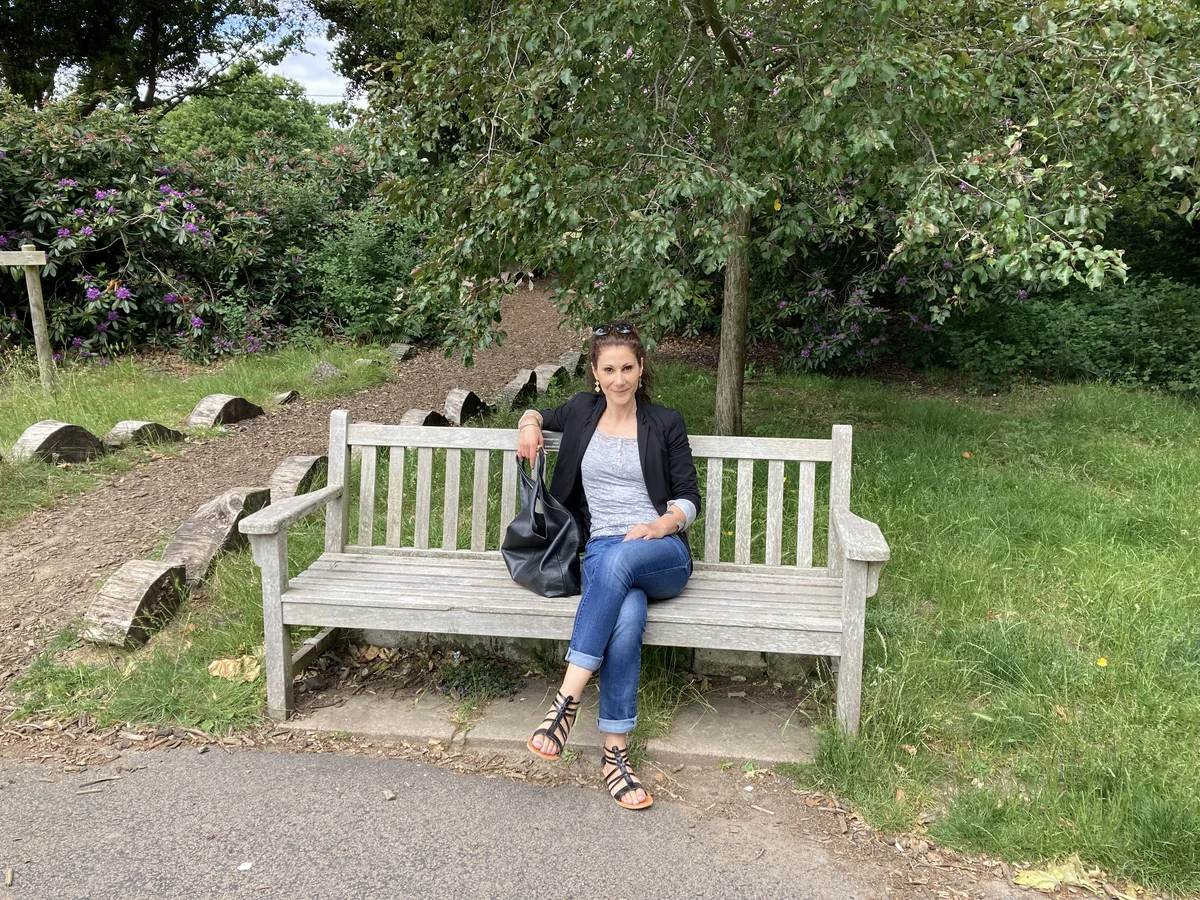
[
  {"left": 735, "top": 459, "right": 754, "bottom": 564},
  {"left": 385, "top": 447, "right": 406, "bottom": 547},
  {"left": 304, "top": 550, "right": 842, "bottom": 584},
  {"left": 827, "top": 425, "right": 853, "bottom": 576},
  {"left": 442, "top": 449, "right": 461, "bottom": 550},
  {"left": 280, "top": 600, "right": 843, "bottom": 656},
  {"left": 325, "top": 411, "right": 350, "bottom": 553},
  {"left": 344, "top": 423, "right": 831, "bottom": 462},
  {"left": 471, "top": 449, "right": 490, "bottom": 551},
  {"left": 0, "top": 249, "right": 46, "bottom": 265},
  {"left": 357, "top": 445, "right": 376, "bottom": 547},
  {"left": 765, "top": 460, "right": 785, "bottom": 566},
  {"left": 341, "top": 545, "right": 837, "bottom": 580},
  {"left": 500, "top": 450, "right": 518, "bottom": 533},
  {"left": 347, "top": 424, "right": 562, "bottom": 452},
  {"left": 704, "top": 458, "right": 723, "bottom": 563},
  {"left": 291, "top": 626, "right": 339, "bottom": 675},
  {"left": 282, "top": 582, "right": 843, "bottom": 628},
  {"left": 797, "top": 460, "right": 816, "bottom": 568},
  {"left": 413, "top": 447, "right": 433, "bottom": 550},
  {"left": 291, "top": 569, "right": 842, "bottom": 608}
]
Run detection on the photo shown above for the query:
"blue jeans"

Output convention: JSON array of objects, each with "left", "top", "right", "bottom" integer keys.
[{"left": 564, "top": 533, "right": 692, "bottom": 734}]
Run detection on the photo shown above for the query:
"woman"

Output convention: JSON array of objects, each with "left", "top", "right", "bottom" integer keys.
[{"left": 516, "top": 322, "right": 701, "bottom": 810}]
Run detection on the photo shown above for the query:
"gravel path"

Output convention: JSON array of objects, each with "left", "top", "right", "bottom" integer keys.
[{"left": 0, "top": 284, "right": 582, "bottom": 695}]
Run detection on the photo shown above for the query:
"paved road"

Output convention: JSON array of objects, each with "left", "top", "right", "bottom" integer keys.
[{"left": 0, "top": 749, "right": 892, "bottom": 899}]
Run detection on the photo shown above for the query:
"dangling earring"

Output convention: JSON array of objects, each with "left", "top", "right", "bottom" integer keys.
[
  {"left": 594, "top": 379, "right": 601, "bottom": 394},
  {"left": 637, "top": 376, "right": 642, "bottom": 391}
]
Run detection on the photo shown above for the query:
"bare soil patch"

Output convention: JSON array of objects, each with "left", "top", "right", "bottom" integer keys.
[{"left": 0, "top": 282, "right": 581, "bottom": 696}]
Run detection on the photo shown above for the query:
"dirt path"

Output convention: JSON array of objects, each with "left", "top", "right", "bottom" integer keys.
[{"left": 0, "top": 283, "right": 582, "bottom": 694}]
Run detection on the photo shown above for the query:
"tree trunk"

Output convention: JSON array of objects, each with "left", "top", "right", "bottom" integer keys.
[{"left": 714, "top": 203, "right": 752, "bottom": 436}]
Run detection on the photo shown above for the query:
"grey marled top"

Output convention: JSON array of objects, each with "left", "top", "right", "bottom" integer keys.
[{"left": 581, "top": 429, "right": 697, "bottom": 539}]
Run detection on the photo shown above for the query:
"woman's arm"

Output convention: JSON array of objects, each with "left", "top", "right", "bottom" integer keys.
[{"left": 665, "top": 411, "right": 702, "bottom": 515}]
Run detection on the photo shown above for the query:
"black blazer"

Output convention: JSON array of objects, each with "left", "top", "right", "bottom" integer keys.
[{"left": 538, "top": 391, "right": 702, "bottom": 557}]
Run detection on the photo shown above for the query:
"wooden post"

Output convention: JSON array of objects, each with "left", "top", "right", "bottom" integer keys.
[{"left": 0, "top": 244, "right": 53, "bottom": 394}]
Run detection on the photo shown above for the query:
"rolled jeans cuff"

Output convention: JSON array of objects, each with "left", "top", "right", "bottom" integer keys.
[
  {"left": 565, "top": 646, "right": 603, "bottom": 671},
  {"left": 597, "top": 714, "right": 637, "bottom": 735}
]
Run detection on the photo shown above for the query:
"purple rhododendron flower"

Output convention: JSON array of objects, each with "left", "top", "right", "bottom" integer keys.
[
  {"left": 58, "top": 178, "right": 78, "bottom": 187},
  {"left": 86, "top": 287, "right": 101, "bottom": 300},
  {"left": 943, "top": 261, "right": 953, "bottom": 269},
  {"left": 897, "top": 276, "right": 908, "bottom": 286},
  {"left": 115, "top": 286, "right": 131, "bottom": 300},
  {"left": 82, "top": 274, "right": 93, "bottom": 282},
  {"left": 71, "top": 337, "right": 84, "bottom": 348},
  {"left": 778, "top": 300, "right": 788, "bottom": 309},
  {"left": 106, "top": 205, "right": 117, "bottom": 215},
  {"left": 163, "top": 293, "right": 178, "bottom": 304},
  {"left": 106, "top": 310, "right": 119, "bottom": 321},
  {"left": 800, "top": 349, "right": 811, "bottom": 358},
  {"left": 184, "top": 203, "right": 196, "bottom": 211},
  {"left": 870, "top": 337, "right": 882, "bottom": 345},
  {"left": 1017, "top": 289, "right": 1029, "bottom": 300},
  {"left": 923, "top": 323, "right": 933, "bottom": 331},
  {"left": 52, "top": 352, "right": 63, "bottom": 363},
  {"left": 80, "top": 226, "right": 94, "bottom": 236},
  {"left": 57, "top": 227, "right": 71, "bottom": 238},
  {"left": 95, "top": 190, "right": 107, "bottom": 200},
  {"left": 190, "top": 316, "right": 204, "bottom": 329},
  {"left": 94, "top": 322, "right": 108, "bottom": 332},
  {"left": 184, "top": 223, "right": 200, "bottom": 233},
  {"left": 159, "top": 184, "right": 172, "bottom": 193},
  {"left": 73, "top": 208, "right": 85, "bottom": 216}
]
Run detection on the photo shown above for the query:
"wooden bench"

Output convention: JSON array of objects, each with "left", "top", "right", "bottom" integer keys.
[{"left": 238, "top": 410, "right": 890, "bottom": 734}]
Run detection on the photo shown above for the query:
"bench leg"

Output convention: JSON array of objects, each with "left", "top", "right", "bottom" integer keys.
[
  {"left": 836, "top": 559, "right": 868, "bottom": 736},
  {"left": 250, "top": 533, "right": 293, "bottom": 720}
]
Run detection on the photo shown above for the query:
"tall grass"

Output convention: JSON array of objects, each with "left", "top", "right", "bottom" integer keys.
[{"left": 0, "top": 344, "right": 390, "bottom": 528}]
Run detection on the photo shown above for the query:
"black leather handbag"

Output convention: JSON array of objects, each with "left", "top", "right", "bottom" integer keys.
[{"left": 501, "top": 448, "right": 582, "bottom": 597}]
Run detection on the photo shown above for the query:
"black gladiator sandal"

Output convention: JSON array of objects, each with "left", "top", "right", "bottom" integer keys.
[
  {"left": 527, "top": 691, "right": 580, "bottom": 760},
  {"left": 602, "top": 743, "right": 654, "bottom": 810}
]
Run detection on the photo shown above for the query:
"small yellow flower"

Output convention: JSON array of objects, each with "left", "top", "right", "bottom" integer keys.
[
  {"left": 773, "top": 199, "right": 782, "bottom": 211},
  {"left": 1097, "top": 657, "right": 1108, "bottom": 667},
  {"left": 726, "top": 530, "right": 733, "bottom": 536}
]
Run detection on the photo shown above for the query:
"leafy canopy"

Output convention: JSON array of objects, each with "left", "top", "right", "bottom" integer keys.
[
  {"left": 0, "top": 0, "right": 301, "bottom": 110},
  {"left": 370, "top": 0, "right": 1200, "bottom": 367},
  {"left": 159, "top": 63, "right": 342, "bottom": 159}
]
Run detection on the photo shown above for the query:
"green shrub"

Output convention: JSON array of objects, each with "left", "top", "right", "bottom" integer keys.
[
  {"left": 308, "top": 203, "right": 422, "bottom": 342},
  {"left": 0, "top": 93, "right": 376, "bottom": 360},
  {"left": 935, "top": 277, "right": 1200, "bottom": 395}
]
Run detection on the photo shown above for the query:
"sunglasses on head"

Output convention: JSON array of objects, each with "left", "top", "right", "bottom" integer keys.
[{"left": 592, "top": 321, "right": 634, "bottom": 336}]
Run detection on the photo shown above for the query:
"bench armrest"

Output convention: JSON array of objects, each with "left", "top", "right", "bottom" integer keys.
[
  {"left": 831, "top": 508, "right": 890, "bottom": 563},
  {"left": 239, "top": 485, "right": 343, "bottom": 536}
]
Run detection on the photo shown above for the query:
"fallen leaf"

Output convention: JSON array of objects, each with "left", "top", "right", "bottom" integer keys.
[
  {"left": 804, "top": 795, "right": 821, "bottom": 807},
  {"left": 207, "top": 656, "right": 260, "bottom": 684},
  {"left": 653, "top": 773, "right": 665, "bottom": 784},
  {"left": 895, "top": 787, "right": 907, "bottom": 803},
  {"left": 383, "top": 789, "right": 396, "bottom": 801},
  {"left": 962, "top": 451, "right": 973, "bottom": 458},
  {"left": 1013, "top": 855, "right": 1101, "bottom": 893},
  {"left": 4, "top": 868, "right": 12, "bottom": 887},
  {"left": 902, "top": 744, "right": 917, "bottom": 756},
  {"left": 1054, "top": 704, "right": 1070, "bottom": 723},
  {"left": 727, "top": 690, "right": 747, "bottom": 699}
]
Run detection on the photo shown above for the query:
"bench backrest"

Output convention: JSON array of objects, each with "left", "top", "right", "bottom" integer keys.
[{"left": 327, "top": 410, "right": 853, "bottom": 572}]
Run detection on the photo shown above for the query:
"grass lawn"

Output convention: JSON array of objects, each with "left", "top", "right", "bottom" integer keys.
[
  {"left": 11, "top": 361, "right": 1199, "bottom": 891},
  {"left": 0, "top": 343, "right": 391, "bottom": 528}
]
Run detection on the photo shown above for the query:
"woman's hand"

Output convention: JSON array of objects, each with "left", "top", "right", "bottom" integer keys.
[
  {"left": 517, "top": 420, "right": 544, "bottom": 462},
  {"left": 623, "top": 521, "right": 668, "bottom": 541}
]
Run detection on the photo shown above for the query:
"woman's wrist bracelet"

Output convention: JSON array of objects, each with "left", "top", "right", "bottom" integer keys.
[{"left": 519, "top": 421, "right": 541, "bottom": 431}]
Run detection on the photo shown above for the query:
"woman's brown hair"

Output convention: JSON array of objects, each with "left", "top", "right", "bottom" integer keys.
[{"left": 588, "top": 323, "right": 653, "bottom": 404}]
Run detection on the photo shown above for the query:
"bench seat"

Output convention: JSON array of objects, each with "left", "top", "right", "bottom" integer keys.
[{"left": 282, "top": 551, "right": 846, "bottom": 657}]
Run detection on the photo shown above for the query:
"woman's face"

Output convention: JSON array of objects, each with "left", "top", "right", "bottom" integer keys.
[{"left": 593, "top": 346, "right": 643, "bottom": 402}]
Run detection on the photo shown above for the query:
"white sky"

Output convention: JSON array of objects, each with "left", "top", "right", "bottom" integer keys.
[{"left": 268, "top": 31, "right": 353, "bottom": 102}]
